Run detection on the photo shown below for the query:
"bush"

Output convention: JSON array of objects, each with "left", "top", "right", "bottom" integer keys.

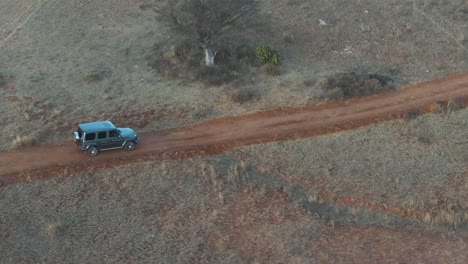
[
  {"left": 256, "top": 45, "right": 280, "bottom": 65},
  {"left": 261, "top": 63, "right": 281, "bottom": 76},
  {"left": 231, "top": 88, "right": 261, "bottom": 103},
  {"left": 194, "top": 66, "right": 235, "bottom": 86},
  {"left": 321, "top": 71, "right": 395, "bottom": 101},
  {"left": 83, "top": 68, "right": 112, "bottom": 82}
]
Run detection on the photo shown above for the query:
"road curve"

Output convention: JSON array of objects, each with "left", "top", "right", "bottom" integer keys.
[{"left": 1, "top": 73, "right": 468, "bottom": 187}]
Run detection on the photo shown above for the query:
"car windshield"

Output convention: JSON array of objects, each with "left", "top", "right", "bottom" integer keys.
[{"left": 77, "top": 128, "right": 83, "bottom": 138}]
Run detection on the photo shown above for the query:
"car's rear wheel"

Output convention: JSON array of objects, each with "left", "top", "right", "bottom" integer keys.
[
  {"left": 124, "top": 141, "right": 136, "bottom": 151},
  {"left": 87, "top": 146, "right": 99, "bottom": 156}
]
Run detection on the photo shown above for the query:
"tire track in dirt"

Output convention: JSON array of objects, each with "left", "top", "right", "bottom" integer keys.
[{"left": 1, "top": 73, "right": 468, "bottom": 189}]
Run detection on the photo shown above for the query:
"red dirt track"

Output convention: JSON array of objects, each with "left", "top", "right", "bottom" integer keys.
[{"left": 1, "top": 73, "right": 468, "bottom": 187}]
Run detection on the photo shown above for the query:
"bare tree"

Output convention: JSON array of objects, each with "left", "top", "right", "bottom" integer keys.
[{"left": 143, "top": 0, "right": 258, "bottom": 66}]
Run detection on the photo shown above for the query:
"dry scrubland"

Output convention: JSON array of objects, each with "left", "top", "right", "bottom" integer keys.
[
  {"left": 0, "top": 0, "right": 467, "bottom": 149},
  {"left": 1, "top": 0, "right": 468, "bottom": 262},
  {"left": 2, "top": 108, "right": 468, "bottom": 262}
]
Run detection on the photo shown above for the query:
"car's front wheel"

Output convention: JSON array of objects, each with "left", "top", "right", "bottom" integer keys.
[
  {"left": 86, "top": 146, "right": 99, "bottom": 156},
  {"left": 124, "top": 141, "right": 136, "bottom": 151}
]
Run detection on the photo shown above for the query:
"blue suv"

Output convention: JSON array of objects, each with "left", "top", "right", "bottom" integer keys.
[{"left": 73, "top": 121, "right": 139, "bottom": 156}]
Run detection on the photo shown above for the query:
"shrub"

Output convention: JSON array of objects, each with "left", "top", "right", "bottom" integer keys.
[
  {"left": 83, "top": 68, "right": 112, "bottom": 82},
  {"left": 231, "top": 88, "right": 261, "bottom": 103},
  {"left": 320, "top": 71, "right": 395, "bottom": 101},
  {"left": 446, "top": 97, "right": 465, "bottom": 112},
  {"left": 194, "top": 65, "right": 235, "bottom": 86},
  {"left": 261, "top": 63, "right": 281, "bottom": 76},
  {"left": 406, "top": 109, "right": 420, "bottom": 119},
  {"left": 256, "top": 45, "right": 280, "bottom": 65}
]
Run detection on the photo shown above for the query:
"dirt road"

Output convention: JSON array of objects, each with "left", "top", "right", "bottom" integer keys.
[{"left": 1, "top": 73, "right": 468, "bottom": 187}]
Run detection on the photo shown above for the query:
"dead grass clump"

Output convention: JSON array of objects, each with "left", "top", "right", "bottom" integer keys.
[
  {"left": 160, "top": 40, "right": 200, "bottom": 67},
  {"left": 429, "top": 97, "right": 465, "bottom": 115},
  {"left": 320, "top": 71, "right": 395, "bottom": 101},
  {"left": 227, "top": 161, "right": 249, "bottom": 187},
  {"left": 83, "top": 73, "right": 101, "bottom": 82},
  {"left": 446, "top": 97, "right": 465, "bottom": 113},
  {"left": 302, "top": 79, "right": 317, "bottom": 87},
  {"left": 194, "top": 66, "right": 237, "bottom": 87},
  {"left": 47, "top": 222, "right": 64, "bottom": 238},
  {"left": 83, "top": 68, "right": 112, "bottom": 82},
  {"left": 199, "top": 162, "right": 223, "bottom": 192},
  {"left": 421, "top": 210, "right": 468, "bottom": 229},
  {"left": 10, "top": 133, "right": 40, "bottom": 149},
  {"left": 261, "top": 63, "right": 281, "bottom": 76},
  {"left": 231, "top": 87, "right": 261, "bottom": 104}
]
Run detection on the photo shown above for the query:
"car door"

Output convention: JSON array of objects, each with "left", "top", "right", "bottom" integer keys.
[
  {"left": 107, "top": 129, "right": 125, "bottom": 148},
  {"left": 83, "top": 132, "right": 97, "bottom": 147},
  {"left": 96, "top": 131, "right": 111, "bottom": 150}
]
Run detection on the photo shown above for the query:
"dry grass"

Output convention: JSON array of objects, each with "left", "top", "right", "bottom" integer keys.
[
  {"left": 422, "top": 210, "right": 468, "bottom": 229},
  {"left": 47, "top": 222, "right": 64, "bottom": 238},
  {"left": 261, "top": 63, "right": 281, "bottom": 76},
  {"left": 199, "top": 162, "right": 224, "bottom": 193},
  {"left": 1, "top": 0, "right": 468, "bottom": 261},
  {"left": 227, "top": 161, "right": 249, "bottom": 187},
  {"left": 10, "top": 133, "right": 40, "bottom": 149}
]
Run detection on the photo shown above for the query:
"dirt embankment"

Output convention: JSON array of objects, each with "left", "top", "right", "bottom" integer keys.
[{"left": 1, "top": 72, "right": 468, "bottom": 187}]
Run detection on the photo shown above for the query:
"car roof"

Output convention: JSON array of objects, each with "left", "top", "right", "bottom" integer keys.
[{"left": 79, "top": 121, "right": 116, "bottom": 132}]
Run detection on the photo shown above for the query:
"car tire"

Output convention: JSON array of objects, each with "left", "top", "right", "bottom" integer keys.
[
  {"left": 124, "top": 141, "right": 136, "bottom": 151},
  {"left": 87, "top": 146, "right": 99, "bottom": 156}
]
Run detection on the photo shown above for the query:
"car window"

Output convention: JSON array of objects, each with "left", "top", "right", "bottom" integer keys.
[
  {"left": 84, "top": 133, "right": 96, "bottom": 141},
  {"left": 98, "top": 131, "right": 107, "bottom": 139},
  {"left": 109, "top": 130, "right": 119, "bottom": 138}
]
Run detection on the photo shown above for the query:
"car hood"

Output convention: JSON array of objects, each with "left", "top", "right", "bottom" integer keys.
[{"left": 118, "top": 128, "right": 138, "bottom": 138}]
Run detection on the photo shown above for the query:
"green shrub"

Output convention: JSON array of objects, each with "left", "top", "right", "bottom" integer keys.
[{"left": 256, "top": 45, "right": 280, "bottom": 65}]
